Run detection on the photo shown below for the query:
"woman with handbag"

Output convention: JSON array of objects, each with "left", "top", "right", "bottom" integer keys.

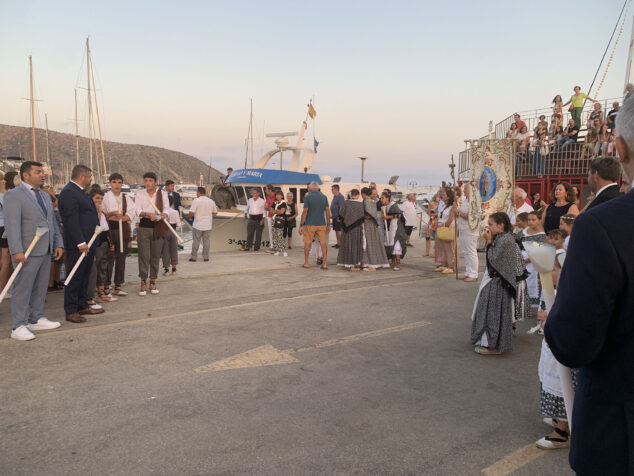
[
  {"left": 271, "top": 191, "right": 288, "bottom": 257},
  {"left": 434, "top": 187, "right": 457, "bottom": 275},
  {"left": 283, "top": 192, "right": 297, "bottom": 249}
]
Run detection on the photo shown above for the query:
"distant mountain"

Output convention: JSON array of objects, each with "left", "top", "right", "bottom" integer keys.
[{"left": 0, "top": 123, "right": 222, "bottom": 186}]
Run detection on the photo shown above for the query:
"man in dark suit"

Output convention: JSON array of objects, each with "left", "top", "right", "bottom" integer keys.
[
  {"left": 585, "top": 156, "right": 622, "bottom": 210},
  {"left": 164, "top": 180, "right": 182, "bottom": 210},
  {"left": 58, "top": 165, "right": 103, "bottom": 323},
  {"left": 4, "top": 161, "right": 64, "bottom": 340},
  {"left": 545, "top": 98, "right": 634, "bottom": 475}
]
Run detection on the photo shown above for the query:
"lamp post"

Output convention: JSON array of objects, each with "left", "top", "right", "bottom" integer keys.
[{"left": 358, "top": 156, "right": 367, "bottom": 183}]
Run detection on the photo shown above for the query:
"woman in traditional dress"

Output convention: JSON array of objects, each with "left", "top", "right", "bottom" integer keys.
[
  {"left": 471, "top": 212, "right": 529, "bottom": 355},
  {"left": 360, "top": 188, "right": 389, "bottom": 271},
  {"left": 336, "top": 189, "right": 365, "bottom": 271},
  {"left": 434, "top": 187, "right": 456, "bottom": 275},
  {"left": 521, "top": 211, "right": 547, "bottom": 309},
  {"left": 384, "top": 202, "right": 407, "bottom": 271}
]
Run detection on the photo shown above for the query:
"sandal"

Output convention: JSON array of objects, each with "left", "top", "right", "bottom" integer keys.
[
  {"left": 139, "top": 278, "right": 147, "bottom": 297},
  {"left": 536, "top": 427, "right": 569, "bottom": 450},
  {"left": 163, "top": 268, "right": 170, "bottom": 276},
  {"left": 113, "top": 285, "right": 128, "bottom": 296},
  {"left": 171, "top": 266, "right": 177, "bottom": 276},
  {"left": 434, "top": 266, "right": 445, "bottom": 272},
  {"left": 149, "top": 279, "right": 159, "bottom": 295},
  {"left": 97, "top": 286, "right": 118, "bottom": 303}
]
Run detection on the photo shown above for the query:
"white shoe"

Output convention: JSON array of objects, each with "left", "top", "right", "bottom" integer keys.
[
  {"left": 139, "top": 290, "right": 147, "bottom": 296},
  {"left": 150, "top": 289, "right": 159, "bottom": 295},
  {"left": 11, "top": 326, "right": 36, "bottom": 341},
  {"left": 542, "top": 418, "right": 559, "bottom": 428},
  {"left": 274, "top": 252, "right": 280, "bottom": 256},
  {"left": 112, "top": 289, "right": 128, "bottom": 296},
  {"left": 283, "top": 252, "right": 288, "bottom": 257},
  {"left": 90, "top": 303, "right": 103, "bottom": 310},
  {"left": 27, "top": 318, "right": 61, "bottom": 331}
]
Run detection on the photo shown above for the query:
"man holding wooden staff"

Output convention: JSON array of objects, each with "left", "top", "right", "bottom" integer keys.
[
  {"left": 59, "top": 165, "right": 103, "bottom": 324},
  {"left": 4, "top": 161, "right": 64, "bottom": 340},
  {"left": 103, "top": 173, "right": 135, "bottom": 296},
  {"left": 134, "top": 172, "right": 169, "bottom": 296}
]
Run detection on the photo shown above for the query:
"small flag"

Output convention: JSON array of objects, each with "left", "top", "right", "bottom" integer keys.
[
  {"left": 314, "top": 138, "right": 319, "bottom": 153},
  {"left": 308, "top": 103, "right": 317, "bottom": 119}
]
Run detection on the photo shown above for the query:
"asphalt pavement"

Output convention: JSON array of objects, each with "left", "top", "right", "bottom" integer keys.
[{"left": 0, "top": 236, "right": 573, "bottom": 475}]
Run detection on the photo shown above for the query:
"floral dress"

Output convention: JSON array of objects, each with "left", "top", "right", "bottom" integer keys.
[{"left": 425, "top": 202, "right": 438, "bottom": 239}]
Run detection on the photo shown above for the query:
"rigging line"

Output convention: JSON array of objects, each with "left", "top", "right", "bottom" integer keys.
[
  {"left": 74, "top": 44, "right": 87, "bottom": 88},
  {"left": 593, "top": 1, "right": 631, "bottom": 98},
  {"left": 585, "top": 0, "right": 630, "bottom": 106}
]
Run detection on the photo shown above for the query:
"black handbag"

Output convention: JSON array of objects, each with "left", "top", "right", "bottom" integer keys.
[{"left": 273, "top": 215, "right": 286, "bottom": 229}]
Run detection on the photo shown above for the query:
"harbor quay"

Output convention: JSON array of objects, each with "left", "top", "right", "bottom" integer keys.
[{"left": 0, "top": 236, "right": 571, "bottom": 475}]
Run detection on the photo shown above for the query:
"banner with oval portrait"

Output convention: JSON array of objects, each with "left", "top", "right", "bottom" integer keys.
[{"left": 464, "top": 139, "right": 514, "bottom": 237}]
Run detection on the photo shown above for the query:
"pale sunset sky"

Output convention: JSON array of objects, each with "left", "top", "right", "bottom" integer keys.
[{"left": 0, "top": 0, "right": 630, "bottom": 185}]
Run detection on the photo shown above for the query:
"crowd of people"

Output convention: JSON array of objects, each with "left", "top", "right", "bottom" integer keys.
[
  {"left": 0, "top": 164, "right": 218, "bottom": 340},
  {"left": 508, "top": 85, "right": 625, "bottom": 175}
]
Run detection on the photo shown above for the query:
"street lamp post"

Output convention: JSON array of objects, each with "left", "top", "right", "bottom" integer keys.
[{"left": 358, "top": 156, "right": 367, "bottom": 183}]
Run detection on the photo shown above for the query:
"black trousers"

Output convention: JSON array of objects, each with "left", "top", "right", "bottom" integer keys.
[
  {"left": 64, "top": 245, "right": 96, "bottom": 314},
  {"left": 246, "top": 218, "right": 264, "bottom": 250}
]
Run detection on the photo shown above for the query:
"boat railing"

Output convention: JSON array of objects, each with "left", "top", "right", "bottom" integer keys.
[
  {"left": 493, "top": 95, "right": 623, "bottom": 139},
  {"left": 459, "top": 140, "right": 618, "bottom": 182}
]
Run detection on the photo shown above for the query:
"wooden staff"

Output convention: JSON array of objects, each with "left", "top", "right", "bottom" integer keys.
[
  {"left": 147, "top": 196, "right": 184, "bottom": 243},
  {"left": 64, "top": 225, "right": 102, "bottom": 286},
  {"left": 118, "top": 203, "right": 124, "bottom": 254},
  {"left": 0, "top": 227, "right": 49, "bottom": 304}
]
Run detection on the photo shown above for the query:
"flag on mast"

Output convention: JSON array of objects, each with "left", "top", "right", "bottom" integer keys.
[
  {"left": 314, "top": 138, "right": 319, "bottom": 153},
  {"left": 308, "top": 103, "right": 317, "bottom": 119}
]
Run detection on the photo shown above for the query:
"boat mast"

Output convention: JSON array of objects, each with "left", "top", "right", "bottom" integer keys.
[
  {"left": 86, "top": 38, "right": 94, "bottom": 173},
  {"left": 74, "top": 88, "right": 79, "bottom": 164},
  {"left": 625, "top": 15, "right": 634, "bottom": 89},
  {"left": 89, "top": 45, "right": 108, "bottom": 182},
  {"left": 29, "top": 55, "right": 37, "bottom": 161},
  {"left": 250, "top": 98, "right": 254, "bottom": 167},
  {"left": 45, "top": 113, "right": 52, "bottom": 184}
]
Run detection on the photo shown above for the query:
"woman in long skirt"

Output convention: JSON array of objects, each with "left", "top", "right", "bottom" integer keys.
[
  {"left": 521, "top": 211, "right": 547, "bottom": 308},
  {"left": 271, "top": 191, "right": 288, "bottom": 257},
  {"left": 471, "top": 212, "right": 529, "bottom": 355}
]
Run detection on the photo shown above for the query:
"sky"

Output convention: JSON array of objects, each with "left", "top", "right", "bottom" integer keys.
[{"left": 0, "top": 0, "right": 631, "bottom": 185}]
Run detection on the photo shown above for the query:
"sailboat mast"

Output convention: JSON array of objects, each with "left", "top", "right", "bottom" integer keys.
[
  {"left": 86, "top": 38, "right": 94, "bottom": 172},
  {"left": 74, "top": 88, "right": 79, "bottom": 164},
  {"left": 244, "top": 99, "right": 252, "bottom": 169},
  {"left": 625, "top": 15, "right": 634, "bottom": 89},
  {"left": 250, "top": 98, "right": 254, "bottom": 167},
  {"left": 45, "top": 113, "right": 52, "bottom": 183},
  {"left": 89, "top": 51, "right": 108, "bottom": 181},
  {"left": 29, "top": 55, "right": 37, "bottom": 161}
]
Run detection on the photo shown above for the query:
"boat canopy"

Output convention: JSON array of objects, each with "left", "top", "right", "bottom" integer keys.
[{"left": 226, "top": 168, "right": 322, "bottom": 185}]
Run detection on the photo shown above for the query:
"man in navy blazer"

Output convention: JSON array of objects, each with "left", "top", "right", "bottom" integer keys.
[
  {"left": 4, "top": 161, "right": 64, "bottom": 340},
  {"left": 545, "top": 98, "right": 634, "bottom": 475},
  {"left": 585, "top": 156, "right": 622, "bottom": 211},
  {"left": 58, "top": 165, "right": 102, "bottom": 323}
]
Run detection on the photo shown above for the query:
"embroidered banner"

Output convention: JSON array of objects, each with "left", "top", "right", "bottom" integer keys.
[{"left": 465, "top": 139, "right": 514, "bottom": 236}]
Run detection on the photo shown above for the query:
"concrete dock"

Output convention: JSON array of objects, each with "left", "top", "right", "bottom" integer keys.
[{"left": 0, "top": 236, "right": 572, "bottom": 475}]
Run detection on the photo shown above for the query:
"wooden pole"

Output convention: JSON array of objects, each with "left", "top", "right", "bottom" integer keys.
[{"left": 29, "top": 55, "right": 37, "bottom": 161}]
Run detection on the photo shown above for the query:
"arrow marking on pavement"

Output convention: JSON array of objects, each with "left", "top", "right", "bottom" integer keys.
[{"left": 194, "top": 320, "right": 431, "bottom": 373}]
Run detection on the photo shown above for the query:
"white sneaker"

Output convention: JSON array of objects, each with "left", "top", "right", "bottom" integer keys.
[
  {"left": 283, "top": 252, "right": 288, "bottom": 257},
  {"left": 90, "top": 303, "right": 103, "bottom": 310},
  {"left": 11, "top": 326, "right": 36, "bottom": 341},
  {"left": 274, "top": 252, "right": 280, "bottom": 256},
  {"left": 139, "top": 290, "right": 147, "bottom": 296},
  {"left": 27, "top": 318, "right": 61, "bottom": 331}
]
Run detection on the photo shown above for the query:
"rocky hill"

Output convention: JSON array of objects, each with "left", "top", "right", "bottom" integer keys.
[{"left": 0, "top": 123, "right": 222, "bottom": 186}]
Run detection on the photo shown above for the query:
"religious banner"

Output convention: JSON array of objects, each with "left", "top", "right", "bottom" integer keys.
[{"left": 464, "top": 139, "right": 514, "bottom": 236}]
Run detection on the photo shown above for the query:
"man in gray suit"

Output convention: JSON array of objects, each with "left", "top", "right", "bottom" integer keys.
[{"left": 5, "top": 161, "right": 64, "bottom": 341}]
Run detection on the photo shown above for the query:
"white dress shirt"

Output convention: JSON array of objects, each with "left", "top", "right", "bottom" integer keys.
[
  {"left": 401, "top": 200, "right": 417, "bottom": 227},
  {"left": 246, "top": 197, "right": 266, "bottom": 216},
  {"left": 134, "top": 189, "right": 169, "bottom": 218},
  {"left": 103, "top": 191, "right": 136, "bottom": 221},
  {"left": 190, "top": 196, "right": 218, "bottom": 231}
]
